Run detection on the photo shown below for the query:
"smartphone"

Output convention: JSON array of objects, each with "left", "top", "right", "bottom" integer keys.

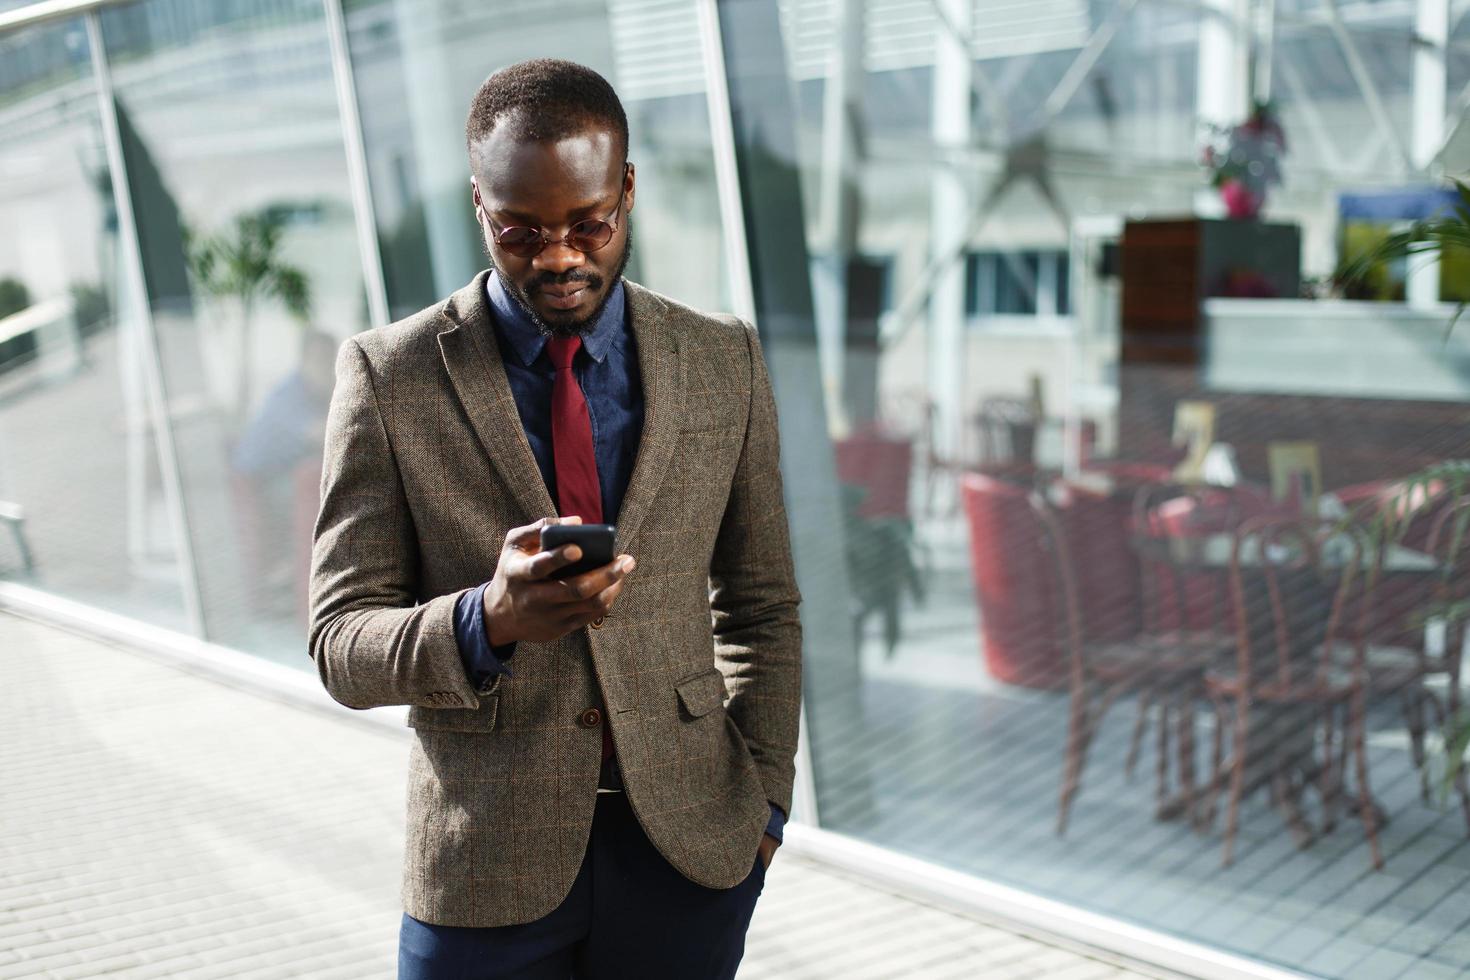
[{"left": 540, "top": 523, "right": 617, "bottom": 580}]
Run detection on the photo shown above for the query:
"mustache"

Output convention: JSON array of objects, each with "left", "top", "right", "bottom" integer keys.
[{"left": 527, "top": 270, "right": 601, "bottom": 293}]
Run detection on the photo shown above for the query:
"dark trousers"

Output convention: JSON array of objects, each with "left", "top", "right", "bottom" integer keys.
[{"left": 398, "top": 792, "right": 767, "bottom": 979}]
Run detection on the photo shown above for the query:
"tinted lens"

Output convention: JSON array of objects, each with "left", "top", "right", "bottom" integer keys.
[
  {"left": 566, "top": 219, "right": 614, "bottom": 253},
  {"left": 497, "top": 226, "right": 544, "bottom": 257}
]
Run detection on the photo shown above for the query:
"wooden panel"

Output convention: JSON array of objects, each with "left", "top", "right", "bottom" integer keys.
[{"left": 1120, "top": 219, "right": 1202, "bottom": 366}]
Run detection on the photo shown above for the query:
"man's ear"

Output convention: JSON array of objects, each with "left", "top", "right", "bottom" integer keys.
[
  {"left": 470, "top": 175, "right": 482, "bottom": 210},
  {"left": 624, "top": 162, "right": 636, "bottom": 214}
]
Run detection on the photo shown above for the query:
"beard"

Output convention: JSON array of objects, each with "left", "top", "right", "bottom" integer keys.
[{"left": 486, "top": 223, "right": 633, "bottom": 339}]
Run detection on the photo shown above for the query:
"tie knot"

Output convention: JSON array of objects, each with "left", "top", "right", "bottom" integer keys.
[{"left": 547, "top": 335, "right": 582, "bottom": 371}]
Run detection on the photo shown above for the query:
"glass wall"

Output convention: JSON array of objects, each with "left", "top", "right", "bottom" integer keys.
[
  {"left": 770, "top": 1, "right": 1470, "bottom": 977},
  {"left": 94, "top": 0, "right": 370, "bottom": 662},
  {"left": 0, "top": 16, "right": 191, "bottom": 630},
  {"left": 0, "top": 0, "right": 734, "bottom": 663},
  {"left": 341, "top": 0, "right": 732, "bottom": 320},
  {"left": 5, "top": 0, "right": 1470, "bottom": 976}
]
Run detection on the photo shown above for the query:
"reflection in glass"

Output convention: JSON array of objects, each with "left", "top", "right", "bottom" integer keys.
[
  {"left": 0, "top": 17, "right": 190, "bottom": 630},
  {"left": 778, "top": 1, "right": 1470, "bottom": 975},
  {"left": 99, "top": 0, "right": 368, "bottom": 664},
  {"left": 342, "top": 0, "right": 730, "bottom": 320}
]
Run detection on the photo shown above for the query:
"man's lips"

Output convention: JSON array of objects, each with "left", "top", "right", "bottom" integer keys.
[{"left": 538, "top": 283, "right": 590, "bottom": 311}]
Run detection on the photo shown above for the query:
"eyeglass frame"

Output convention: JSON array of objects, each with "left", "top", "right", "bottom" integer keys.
[{"left": 477, "top": 162, "right": 631, "bottom": 259}]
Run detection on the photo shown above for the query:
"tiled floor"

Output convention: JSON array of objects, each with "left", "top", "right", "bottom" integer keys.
[{"left": 0, "top": 612, "right": 1151, "bottom": 980}]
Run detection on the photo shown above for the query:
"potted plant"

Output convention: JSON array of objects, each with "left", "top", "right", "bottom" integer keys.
[
  {"left": 1201, "top": 101, "right": 1287, "bottom": 220},
  {"left": 1339, "top": 179, "right": 1470, "bottom": 333},
  {"left": 184, "top": 207, "right": 311, "bottom": 430}
]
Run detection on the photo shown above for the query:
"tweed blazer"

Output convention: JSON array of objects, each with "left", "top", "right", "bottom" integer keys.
[{"left": 307, "top": 270, "right": 803, "bottom": 928}]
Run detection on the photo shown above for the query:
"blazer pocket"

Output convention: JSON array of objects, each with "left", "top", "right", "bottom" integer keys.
[
  {"left": 406, "top": 695, "right": 498, "bottom": 733},
  {"left": 675, "top": 669, "right": 727, "bottom": 719}
]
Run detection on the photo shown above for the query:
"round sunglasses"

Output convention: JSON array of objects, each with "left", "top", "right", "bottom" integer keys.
[{"left": 481, "top": 164, "right": 630, "bottom": 259}]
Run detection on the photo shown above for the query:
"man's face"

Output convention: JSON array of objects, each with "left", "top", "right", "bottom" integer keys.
[{"left": 470, "top": 124, "right": 634, "bottom": 336}]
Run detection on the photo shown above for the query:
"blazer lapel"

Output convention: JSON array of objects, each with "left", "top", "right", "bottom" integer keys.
[
  {"left": 614, "top": 280, "right": 683, "bottom": 554},
  {"left": 437, "top": 270, "right": 558, "bottom": 525}
]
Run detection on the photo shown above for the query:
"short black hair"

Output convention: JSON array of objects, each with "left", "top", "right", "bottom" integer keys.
[{"left": 465, "top": 59, "right": 628, "bottom": 171}]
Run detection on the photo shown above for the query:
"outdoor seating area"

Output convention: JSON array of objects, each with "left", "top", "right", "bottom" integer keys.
[
  {"left": 817, "top": 406, "right": 1470, "bottom": 973},
  {"left": 835, "top": 399, "right": 1470, "bottom": 879}
]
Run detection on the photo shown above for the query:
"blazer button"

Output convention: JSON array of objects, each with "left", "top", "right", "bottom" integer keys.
[
  {"left": 590, "top": 616, "right": 605, "bottom": 630},
  {"left": 580, "top": 707, "right": 602, "bottom": 728}
]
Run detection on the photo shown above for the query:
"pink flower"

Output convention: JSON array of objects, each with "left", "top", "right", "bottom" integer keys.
[{"left": 1220, "top": 178, "right": 1262, "bottom": 219}]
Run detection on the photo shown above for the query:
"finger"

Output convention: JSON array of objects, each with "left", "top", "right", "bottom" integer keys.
[
  {"left": 555, "top": 555, "right": 635, "bottom": 603},
  {"left": 504, "top": 517, "right": 555, "bottom": 553},
  {"left": 558, "top": 582, "right": 625, "bottom": 629},
  {"left": 522, "top": 543, "right": 584, "bottom": 580},
  {"left": 506, "top": 515, "right": 585, "bottom": 555},
  {"left": 519, "top": 554, "right": 630, "bottom": 609},
  {"left": 590, "top": 577, "right": 626, "bottom": 613}
]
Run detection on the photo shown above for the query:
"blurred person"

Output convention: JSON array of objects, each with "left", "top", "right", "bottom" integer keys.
[
  {"left": 308, "top": 59, "right": 802, "bottom": 979},
  {"left": 230, "top": 328, "right": 337, "bottom": 607}
]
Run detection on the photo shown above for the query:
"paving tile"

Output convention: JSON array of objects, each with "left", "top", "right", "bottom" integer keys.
[{"left": 0, "top": 612, "right": 1154, "bottom": 980}]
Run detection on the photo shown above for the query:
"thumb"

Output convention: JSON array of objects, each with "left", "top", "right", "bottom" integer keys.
[{"left": 505, "top": 518, "right": 553, "bottom": 551}]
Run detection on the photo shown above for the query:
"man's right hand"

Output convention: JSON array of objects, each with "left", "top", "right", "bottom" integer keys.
[{"left": 482, "top": 516, "right": 635, "bottom": 645}]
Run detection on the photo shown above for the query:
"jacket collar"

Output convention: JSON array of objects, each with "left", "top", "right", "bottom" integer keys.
[
  {"left": 486, "top": 269, "right": 627, "bottom": 367},
  {"left": 437, "top": 270, "right": 683, "bottom": 552}
]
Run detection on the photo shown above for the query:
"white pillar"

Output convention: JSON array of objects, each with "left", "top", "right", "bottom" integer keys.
[
  {"left": 813, "top": 0, "right": 865, "bottom": 435},
  {"left": 1195, "top": 0, "right": 1250, "bottom": 216},
  {"left": 1197, "top": 0, "right": 1250, "bottom": 128},
  {"left": 1409, "top": 0, "right": 1449, "bottom": 309},
  {"left": 929, "top": 0, "right": 970, "bottom": 465}
]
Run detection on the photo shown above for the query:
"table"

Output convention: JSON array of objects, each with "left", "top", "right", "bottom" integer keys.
[{"left": 1134, "top": 529, "right": 1441, "bottom": 844}]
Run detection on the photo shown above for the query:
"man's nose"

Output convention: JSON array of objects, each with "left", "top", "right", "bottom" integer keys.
[{"left": 533, "top": 241, "right": 587, "bottom": 276}]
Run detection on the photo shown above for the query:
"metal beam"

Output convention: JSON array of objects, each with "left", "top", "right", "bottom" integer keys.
[
  {"left": 0, "top": 0, "right": 110, "bottom": 32},
  {"left": 925, "top": 0, "right": 1010, "bottom": 139},
  {"left": 1321, "top": 0, "right": 1415, "bottom": 174},
  {"left": 322, "top": 0, "right": 391, "bottom": 330},
  {"left": 1041, "top": 0, "right": 1141, "bottom": 126},
  {"left": 1274, "top": 50, "right": 1345, "bottom": 171},
  {"left": 85, "top": 11, "right": 208, "bottom": 639}
]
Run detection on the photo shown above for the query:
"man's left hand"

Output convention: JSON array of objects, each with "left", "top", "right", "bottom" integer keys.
[{"left": 758, "top": 833, "right": 780, "bottom": 871}]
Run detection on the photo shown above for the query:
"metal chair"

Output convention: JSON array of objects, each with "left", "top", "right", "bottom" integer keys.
[
  {"left": 1344, "top": 497, "right": 1470, "bottom": 833},
  {"left": 1125, "top": 483, "right": 1243, "bottom": 822},
  {"left": 1204, "top": 515, "right": 1382, "bottom": 870},
  {"left": 1031, "top": 491, "right": 1213, "bottom": 835}
]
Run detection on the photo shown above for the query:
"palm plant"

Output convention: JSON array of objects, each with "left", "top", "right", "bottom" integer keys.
[
  {"left": 1353, "top": 461, "right": 1470, "bottom": 802},
  {"left": 1339, "top": 179, "right": 1470, "bottom": 339},
  {"left": 1341, "top": 186, "right": 1470, "bottom": 796},
  {"left": 185, "top": 207, "right": 311, "bottom": 427}
]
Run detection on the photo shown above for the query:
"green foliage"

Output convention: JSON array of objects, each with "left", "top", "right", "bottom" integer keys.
[
  {"left": 0, "top": 277, "right": 32, "bottom": 320},
  {"left": 184, "top": 208, "right": 312, "bottom": 321},
  {"left": 68, "top": 281, "right": 111, "bottom": 334},
  {"left": 1342, "top": 461, "right": 1470, "bottom": 802},
  {"left": 1339, "top": 180, "right": 1470, "bottom": 339},
  {"left": 1445, "top": 711, "right": 1470, "bottom": 799},
  {"left": 182, "top": 206, "right": 314, "bottom": 426}
]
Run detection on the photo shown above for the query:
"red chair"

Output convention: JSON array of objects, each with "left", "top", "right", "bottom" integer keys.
[
  {"left": 960, "top": 474, "right": 1066, "bottom": 689},
  {"left": 1342, "top": 498, "right": 1470, "bottom": 831},
  {"left": 1028, "top": 491, "right": 1213, "bottom": 835},
  {"left": 1205, "top": 516, "right": 1382, "bottom": 870},
  {"left": 834, "top": 429, "right": 912, "bottom": 519}
]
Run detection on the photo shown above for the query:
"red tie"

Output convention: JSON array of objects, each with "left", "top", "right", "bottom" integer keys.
[
  {"left": 546, "top": 335, "right": 612, "bottom": 763},
  {"left": 547, "top": 336, "right": 603, "bottom": 524}
]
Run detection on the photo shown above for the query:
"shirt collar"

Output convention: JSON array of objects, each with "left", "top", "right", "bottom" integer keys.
[{"left": 486, "top": 269, "right": 626, "bottom": 368}]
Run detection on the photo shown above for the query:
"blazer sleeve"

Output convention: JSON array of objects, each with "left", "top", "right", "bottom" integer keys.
[
  {"left": 307, "top": 338, "right": 484, "bottom": 711},
  {"left": 708, "top": 320, "right": 804, "bottom": 821}
]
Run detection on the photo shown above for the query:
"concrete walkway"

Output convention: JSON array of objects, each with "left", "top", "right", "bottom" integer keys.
[{"left": 0, "top": 612, "right": 1154, "bottom": 979}]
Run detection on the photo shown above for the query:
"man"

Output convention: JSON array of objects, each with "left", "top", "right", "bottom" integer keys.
[{"left": 308, "top": 58, "right": 802, "bottom": 979}]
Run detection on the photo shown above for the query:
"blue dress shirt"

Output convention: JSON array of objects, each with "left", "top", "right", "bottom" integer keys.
[{"left": 451, "top": 271, "right": 785, "bottom": 841}]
